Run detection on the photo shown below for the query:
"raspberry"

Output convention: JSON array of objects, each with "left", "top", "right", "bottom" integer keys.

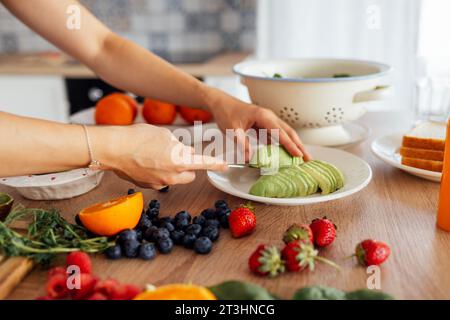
[
  {"left": 47, "top": 266, "right": 67, "bottom": 278},
  {"left": 69, "top": 273, "right": 98, "bottom": 300},
  {"left": 86, "top": 292, "right": 108, "bottom": 300},
  {"left": 66, "top": 251, "right": 92, "bottom": 274},
  {"left": 94, "top": 279, "right": 121, "bottom": 299},
  {"left": 45, "top": 274, "right": 69, "bottom": 299},
  {"left": 111, "top": 284, "right": 141, "bottom": 300}
]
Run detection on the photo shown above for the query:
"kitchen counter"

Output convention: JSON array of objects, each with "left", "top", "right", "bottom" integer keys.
[
  {"left": 3, "top": 112, "right": 450, "bottom": 300},
  {"left": 0, "top": 52, "right": 249, "bottom": 78}
]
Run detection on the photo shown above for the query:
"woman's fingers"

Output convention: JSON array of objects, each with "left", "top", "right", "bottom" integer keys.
[
  {"left": 278, "top": 120, "right": 312, "bottom": 161},
  {"left": 235, "top": 127, "right": 252, "bottom": 162}
]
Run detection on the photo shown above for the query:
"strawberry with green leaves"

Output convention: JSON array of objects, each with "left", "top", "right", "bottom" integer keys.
[
  {"left": 354, "top": 239, "right": 390, "bottom": 266},
  {"left": 282, "top": 224, "right": 313, "bottom": 244},
  {"left": 229, "top": 203, "right": 256, "bottom": 238},
  {"left": 281, "top": 241, "right": 340, "bottom": 272},
  {"left": 248, "top": 245, "right": 285, "bottom": 277}
]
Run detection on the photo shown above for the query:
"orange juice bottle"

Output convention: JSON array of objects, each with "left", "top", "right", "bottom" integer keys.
[{"left": 437, "top": 118, "right": 450, "bottom": 231}]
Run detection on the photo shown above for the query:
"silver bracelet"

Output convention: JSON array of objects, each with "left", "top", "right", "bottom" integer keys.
[{"left": 82, "top": 125, "right": 102, "bottom": 171}]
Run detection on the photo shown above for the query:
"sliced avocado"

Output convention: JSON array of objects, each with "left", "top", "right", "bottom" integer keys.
[
  {"left": 307, "top": 161, "right": 338, "bottom": 190},
  {"left": 315, "top": 160, "right": 345, "bottom": 189},
  {"left": 297, "top": 166, "right": 319, "bottom": 195},
  {"left": 276, "top": 170, "right": 298, "bottom": 197},
  {"left": 249, "top": 145, "right": 303, "bottom": 169},
  {"left": 283, "top": 166, "right": 311, "bottom": 196},
  {"left": 250, "top": 171, "right": 293, "bottom": 198},
  {"left": 301, "top": 162, "right": 335, "bottom": 195},
  {"left": 279, "top": 168, "right": 303, "bottom": 197}
]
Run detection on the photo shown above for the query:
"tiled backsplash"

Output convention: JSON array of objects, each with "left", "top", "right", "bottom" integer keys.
[{"left": 0, "top": 0, "right": 256, "bottom": 62}]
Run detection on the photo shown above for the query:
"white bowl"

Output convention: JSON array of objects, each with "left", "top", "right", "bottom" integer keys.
[
  {"left": 0, "top": 168, "right": 104, "bottom": 200},
  {"left": 234, "top": 58, "right": 392, "bottom": 146}
]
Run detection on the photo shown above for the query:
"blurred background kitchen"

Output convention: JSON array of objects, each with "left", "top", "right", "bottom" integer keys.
[{"left": 0, "top": 0, "right": 449, "bottom": 123}]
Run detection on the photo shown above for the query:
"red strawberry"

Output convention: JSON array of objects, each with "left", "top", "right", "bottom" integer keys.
[
  {"left": 94, "top": 279, "right": 121, "bottom": 299},
  {"left": 229, "top": 204, "right": 256, "bottom": 238},
  {"left": 47, "top": 266, "right": 67, "bottom": 278},
  {"left": 282, "top": 224, "right": 313, "bottom": 244},
  {"left": 36, "top": 296, "right": 54, "bottom": 300},
  {"left": 69, "top": 273, "right": 98, "bottom": 300},
  {"left": 111, "top": 284, "right": 142, "bottom": 300},
  {"left": 310, "top": 217, "right": 337, "bottom": 247},
  {"left": 355, "top": 239, "right": 390, "bottom": 266},
  {"left": 86, "top": 292, "right": 108, "bottom": 300},
  {"left": 281, "top": 241, "right": 340, "bottom": 272},
  {"left": 66, "top": 251, "right": 92, "bottom": 274},
  {"left": 248, "top": 244, "right": 285, "bottom": 277},
  {"left": 45, "top": 274, "right": 69, "bottom": 299}
]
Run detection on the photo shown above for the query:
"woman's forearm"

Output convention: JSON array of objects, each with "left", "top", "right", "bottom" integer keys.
[
  {"left": 89, "top": 33, "right": 214, "bottom": 110},
  {"left": 0, "top": 112, "right": 116, "bottom": 177}
]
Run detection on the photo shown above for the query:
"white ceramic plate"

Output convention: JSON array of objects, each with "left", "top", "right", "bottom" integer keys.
[
  {"left": 207, "top": 145, "right": 372, "bottom": 206},
  {"left": 0, "top": 169, "right": 104, "bottom": 200},
  {"left": 70, "top": 107, "right": 218, "bottom": 145},
  {"left": 371, "top": 132, "right": 442, "bottom": 182}
]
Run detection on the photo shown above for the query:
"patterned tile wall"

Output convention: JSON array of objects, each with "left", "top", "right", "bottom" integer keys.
[{"left": 0, "top": 0, "right": 256, "bottom": 62}]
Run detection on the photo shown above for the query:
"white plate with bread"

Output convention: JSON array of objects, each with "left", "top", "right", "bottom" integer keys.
[{"left": 371, "top": 121, "right": 445, "bottom": 182}]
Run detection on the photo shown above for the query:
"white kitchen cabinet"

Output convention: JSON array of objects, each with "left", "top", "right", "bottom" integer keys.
[{"left": 0, "top": 75, "right": 69, "bottom": 122}]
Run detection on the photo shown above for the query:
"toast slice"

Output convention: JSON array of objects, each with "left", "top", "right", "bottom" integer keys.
[
  {"left": 402, "top": 121, "right": 446, "bottom": 151},
  {"left": 401, "top": 157, "right": 443, "bottom": 172},
  {"left": 399, "top": 146, "right": 444, "bottom": 161}
]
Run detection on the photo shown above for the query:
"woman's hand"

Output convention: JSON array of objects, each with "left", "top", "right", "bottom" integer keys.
[
  {"left": 206, "top": 88, "right": 311, "bottom": 161},
  {"left": 92, "top": 124, "right": 227, "bottom": 189}
]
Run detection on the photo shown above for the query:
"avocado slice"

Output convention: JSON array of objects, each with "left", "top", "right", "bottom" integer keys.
[
  {"left": 315, "top": 160, "right": 345, "bottom": 189},
  {"left": 279, "top": 167, "right": 305, "bottom": 196},
  {"left": 249, "top": 145, "right": 303, "bottom": 169},
  {"left": 250, "top": 171, "right": 295, "bottom": 198},
  {"left": 297, "top": 166, "right": 319, "bottom": 195},
  {"left": 301, "top": 162, "right": 335, "bottom": 195},
  {"left": 307, "top": 161, "right": 338, "bottom": 190}
]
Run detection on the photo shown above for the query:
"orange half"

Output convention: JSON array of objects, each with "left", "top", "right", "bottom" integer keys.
[
  {"left": 79, "top": 192, "right": 143, "bottom": 236},
  {"left": 133, "top": 284, "right": 217, "bottom": 300}
]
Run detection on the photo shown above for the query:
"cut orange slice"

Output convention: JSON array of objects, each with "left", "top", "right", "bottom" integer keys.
[
  {"left": 79, "top": 192, "right": 143, "bottom": 236},
  {"left": 134, "top": 284, "right": 217, "bottom": 300}
]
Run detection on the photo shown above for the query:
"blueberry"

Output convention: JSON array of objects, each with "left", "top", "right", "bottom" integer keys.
[
  {"left": 182, "top": 233, "right": 197, "bottom": 249},
  {"left": 137, "top": 214, "right": 152, "bottom": 230},
  {"left": 205, "top": 219, "right": 220, "bottom": 229},
  {"left": 219, "top": 214, "right": 229, "bottom": 228},
  {"left": 122, "top": 239, "right": 140, "bottom": 258},
  {"left": 146, "top": 207, "right": 159, "bottom": 220},
  {"left": 139, "top": 243, "right": 157, "bottom": 260},
  {"left": 175, "top": 210, "right": 192, "bottom": 223},
  {"left": 159, "top": 216, "right": 174, "bottom": 224},
  {"left": 160, "top": 221, "right": 175, "bottom": 232},
  {"left": 105, "top": 244, "right": 122, "bottom": 260},
  {"left": 215, "top": 207, "right": 231, "bottom": 219},
  {"left": 127, "top": 188, "right": 136, "bottom": 195},
  {"left": 144, "top": 226, "right": 158, "bottom": 241},
  {"left": 194, "top": 237, "right": 213, "bottom": 254},
  {"left": 154, "top": 228, "right": 170, "bottom": 241},
  {"left": 159, "top": 186, "right": 170, "bottom": 193},
  {"left": 149, "top": 199, "right": 160, "bottom": 210},
  {"left": 192, "top": 215, "right": 206, "bottom": 226},
  {"left": 185, "top": 224, "right": 202, "bottom": 236},
  {"left": 135, "top": 229, "right": 144, "bottom": 241},
  {"left": 175, "top": 218, "right": 190, "bottom": 230},
  {"left": 214, "top": 200, "right": 229, "bottom": 209},
  {"left": 75, "top": 214, "right": 84, "bottom": 227},
  {"left": 201, "top": 226, "right": 219, "bottom": 242},
  {"left": 157, "top": 238, "right": 174, "bottom": 254},
  {"left": 118, "top": 229, "right": 138, "bottom": 244},
  {"left": 170, "top": 230, "right": 185, "bottom": 245},
  {"left": 201, "top": 208, "right": 216, "bottom": 220}
]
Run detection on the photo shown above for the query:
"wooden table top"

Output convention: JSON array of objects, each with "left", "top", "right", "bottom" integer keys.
[{"left": 3, "top": 112, "right": 450, "bottom": 300}]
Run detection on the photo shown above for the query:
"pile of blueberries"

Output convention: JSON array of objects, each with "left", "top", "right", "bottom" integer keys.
[{"left": 105, "top": 190, "right": 231, "bottom": 261}]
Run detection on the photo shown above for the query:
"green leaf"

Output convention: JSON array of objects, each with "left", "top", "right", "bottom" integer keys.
[
  {"left": 345, "top": 289, "right": 395, "bottom": 300},
  {"left": 292, "top": 286, "right": 346, "bottom": 300},
  {"left": 273, "top": 73, "right": 283, "bottom": 79},
  {"left": 209, "top": 281, "right": 275, "bottom": 300}
]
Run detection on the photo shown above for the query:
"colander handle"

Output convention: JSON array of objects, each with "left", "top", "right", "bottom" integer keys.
[{"left": 353, "top": 85, "right": 392, "bottom": 103}]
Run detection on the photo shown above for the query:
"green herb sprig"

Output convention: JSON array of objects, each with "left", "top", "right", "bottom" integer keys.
[{"left": 0, "top": 205, "right": 113, "bottom": 264}]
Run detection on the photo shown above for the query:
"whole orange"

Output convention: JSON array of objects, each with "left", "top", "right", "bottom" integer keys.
[
  {"left": 79, "top": 192, "right": 143, "bottom": 236},
  {"left": 108, "top": 93, "right": 138, "bottom": 119},
  {"left": 95, "top": 94, "right": 135, "bottom": 125},
  {"left": 142, "top": 98, "right": 177, "bottom": 125},
  {"left": 178, "top": 106, "right": 213, "bottom": 124}
]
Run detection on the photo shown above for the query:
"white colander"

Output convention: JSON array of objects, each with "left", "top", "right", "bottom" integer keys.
[{"left": 234, "top": 58, "right": 392, "bottom": 146}]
